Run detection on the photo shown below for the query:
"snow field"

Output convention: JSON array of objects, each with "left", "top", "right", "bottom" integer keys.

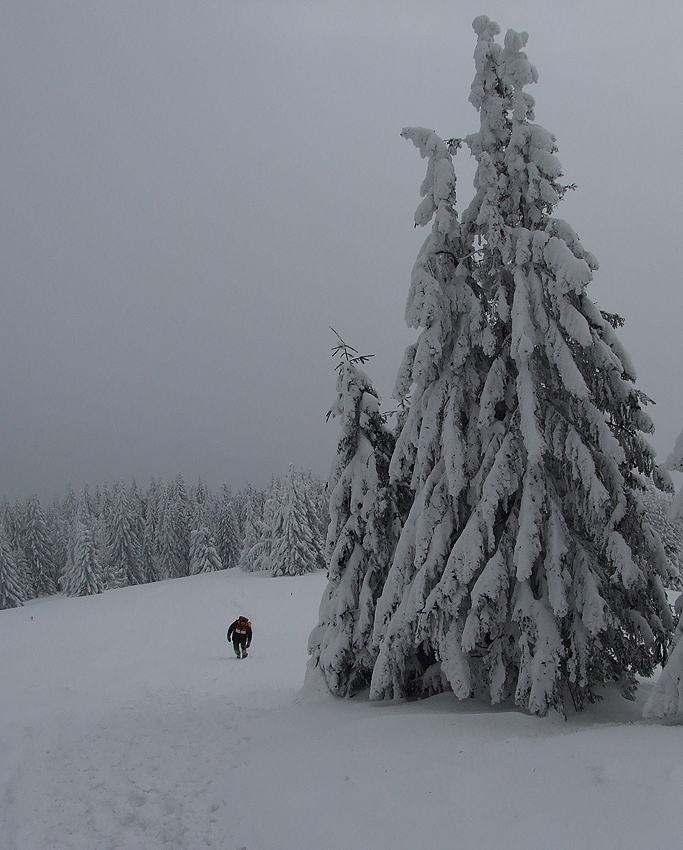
[{"left": 1, "top": 569, "right": 683, "bottom": 850}]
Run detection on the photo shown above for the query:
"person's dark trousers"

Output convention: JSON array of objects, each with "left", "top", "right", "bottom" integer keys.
[{"left": 233, "top": 636, "right": 248, "bottom": 658}]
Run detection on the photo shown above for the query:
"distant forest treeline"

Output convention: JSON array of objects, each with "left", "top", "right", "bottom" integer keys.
[
  {"left": 0, "top": 466, "right": 328, "bottom": 610},
  {"left": 1, "top": 468, "right": 682, "bottom": 612}
]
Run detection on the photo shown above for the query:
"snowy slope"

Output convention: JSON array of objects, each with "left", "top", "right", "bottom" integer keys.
[{"left": 1, "top": 569, "right": 682, "bottom": 850}]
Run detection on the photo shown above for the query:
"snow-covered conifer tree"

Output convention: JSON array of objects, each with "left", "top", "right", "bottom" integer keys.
[
  {"left": 61, "top": 502, "right": 105, "bottom": 597},
  {"left": 216, "top": 484, "right": 240, "bottom": 570},
  {"left": 271, "top": 465, "right": 325, "bottom": 576},
  {"left": 1, "top": 497, "right": 17, "bottom": 541},
  {"left": 156, "top": 477, "right": 191, "bottom": 579},
  {"left": 644, "top": 593, "right": 683, "bottom": 719},
  {"left": 104, "top": 481, "right": 143, "bottom": 587},
  {"left": 50, "top": 487, "right": 77, "bottom": 580},
  {"left": 640, "top": 479, "right": 683, "bottom": 587},
  {"left": 309, "top": 335, "right": 398, "bottom": 695},
  {"left": 368, "top": 121, "right": 491, "bottom": 699},
  {"left": 139, "top": 482, "right": 161, "bottom": 584},
  {"left": 234, "top": 484, "right": 261, "bottom": 540},
  {"left": 663, "top": 425, "right": 683, "bottom": 523},
  {"left": 189, "top": 525, "right": 223, "bottom": 574},
  {"left": 239, "top": 482, "right": 279, "bottom": 572},
  {"left": 1, "top": 500, "right": 31, "bottom": 601},
  {"left": 170, "top": 475, "right": 191, "bottom": 576},
  {"left": 156, "top": 489, "right": 178, "bottom": 580},
  {"left": 21, "top": 494, "right": 58, "bottom": 597},
  {"left": 642, "top": 427, "right": 683, "bottom": 719},
  {"left": 299, "top": 469, "right": 329, "bottom": 545},
  {"left": 0, "top": 527, "right": 25, "bottom": 609},
  {"left": 191, "top": 477, "right": 210, "bottom": 515},
  {"left": 237, "top": 492, "right": 264, "bottom": 571},
  {"left": 371, "top": 18, "right": 673, "bottom": 714}
]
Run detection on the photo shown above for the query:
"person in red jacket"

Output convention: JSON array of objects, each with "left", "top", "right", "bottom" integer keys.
[{"left": 227, "top": 615, "right": 252, "bottom": 659}]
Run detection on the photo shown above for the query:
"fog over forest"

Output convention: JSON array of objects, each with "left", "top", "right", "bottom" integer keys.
[{"left": 3, "top": 1, "right": 683, "bottom": 505}]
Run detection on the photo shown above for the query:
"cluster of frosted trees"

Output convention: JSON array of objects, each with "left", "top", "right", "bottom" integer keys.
[
  {"left": 310, "top": 18, "right": 683, "bottom": 717},
  {"left": 0, "top": 467, "right": 327, "bottom": 610}
]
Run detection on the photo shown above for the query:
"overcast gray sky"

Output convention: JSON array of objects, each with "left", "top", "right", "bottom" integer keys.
[{"left": 3, "top": 0, "right": 683, "bottom": 502}]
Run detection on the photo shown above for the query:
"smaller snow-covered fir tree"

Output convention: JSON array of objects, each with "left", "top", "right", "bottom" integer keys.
[
  {"left": 644, "top": 593, "right": 683, "bottom": 719},
  {"left": 62, "top": 503, "right": 105, "bottom": 597},
  {"left": 298, "top": 469, "right": 329, "bottom": 545},
  {"left": 139, "top": 484, "right": 161, "bottom": 584},
  {"left": 1, "top": 501, "right": 31, "bottom": 604},
  {"left": 156, "top": 493, "right": 179, "bottom": 580},
  {"left": 0, "top": 527, "right": 25, "bottom": 609},
  {"left": 50, "top": 487, "right": 77, "bottom": 580},
  {"left": 189, "top": 525, "right": 223, "bottom": 574},
  {"left": 271, "top": 465, "right": 325, "bottom": 577},
  {"left": 216, "top": 484, "right": 240, "bottom": 570},
  {"left": 640, "top": 478, "right": 683, "bottom": 587},
  {"left": 238, "top": 482, "right": 278, "bottom": 572},
  {"left": 156, "top": 478, "right": 192, "bottom": 580},
  {"left": 104, "top": 481, "right": 143, "bottom": 588},
  {"left": 643, "top": 427, "right": 683, "bottom": 719},
  {"left": 169, "top": 474, "right": 192, "bottom": 576},
  {"left": 309, "top": 333, "right": 398, "bottom": 695},
  {"left": 21, "top": 494, "right": 58, "bottom": 597},
  {"left": 663, "top": 424, "right": 683, "bottom": 524}
]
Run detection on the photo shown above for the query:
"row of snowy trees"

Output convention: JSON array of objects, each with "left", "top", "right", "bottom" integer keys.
[
  {"left": 0, "top": 468, "right": 327, "bottom": 610},
  {"left": 309, "top": 17, "right": 683, "bottom": 717}
]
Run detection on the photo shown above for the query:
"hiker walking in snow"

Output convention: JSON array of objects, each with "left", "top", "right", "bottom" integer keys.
[{"left": 227, "top": 615, "right": 252, "bottom": 659}]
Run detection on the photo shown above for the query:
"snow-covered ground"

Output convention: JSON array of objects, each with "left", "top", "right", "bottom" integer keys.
[{"left": 1, "top": 569, "right": 682, "bottom": 850}]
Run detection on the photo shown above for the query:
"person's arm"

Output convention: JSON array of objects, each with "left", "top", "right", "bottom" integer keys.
[{"left": 246, "top": 625, "right": 252, "bottom": 646}]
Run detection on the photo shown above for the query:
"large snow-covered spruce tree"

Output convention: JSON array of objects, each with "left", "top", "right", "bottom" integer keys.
[
  {"left": 309, "top": 339, "right": 399, "bottom": 695},
  {"left": 368, "top": 125, "right": 493, "bottom": 701},
  {"left": 370, "top": 17, "right": 673, "bottom": 715}
]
